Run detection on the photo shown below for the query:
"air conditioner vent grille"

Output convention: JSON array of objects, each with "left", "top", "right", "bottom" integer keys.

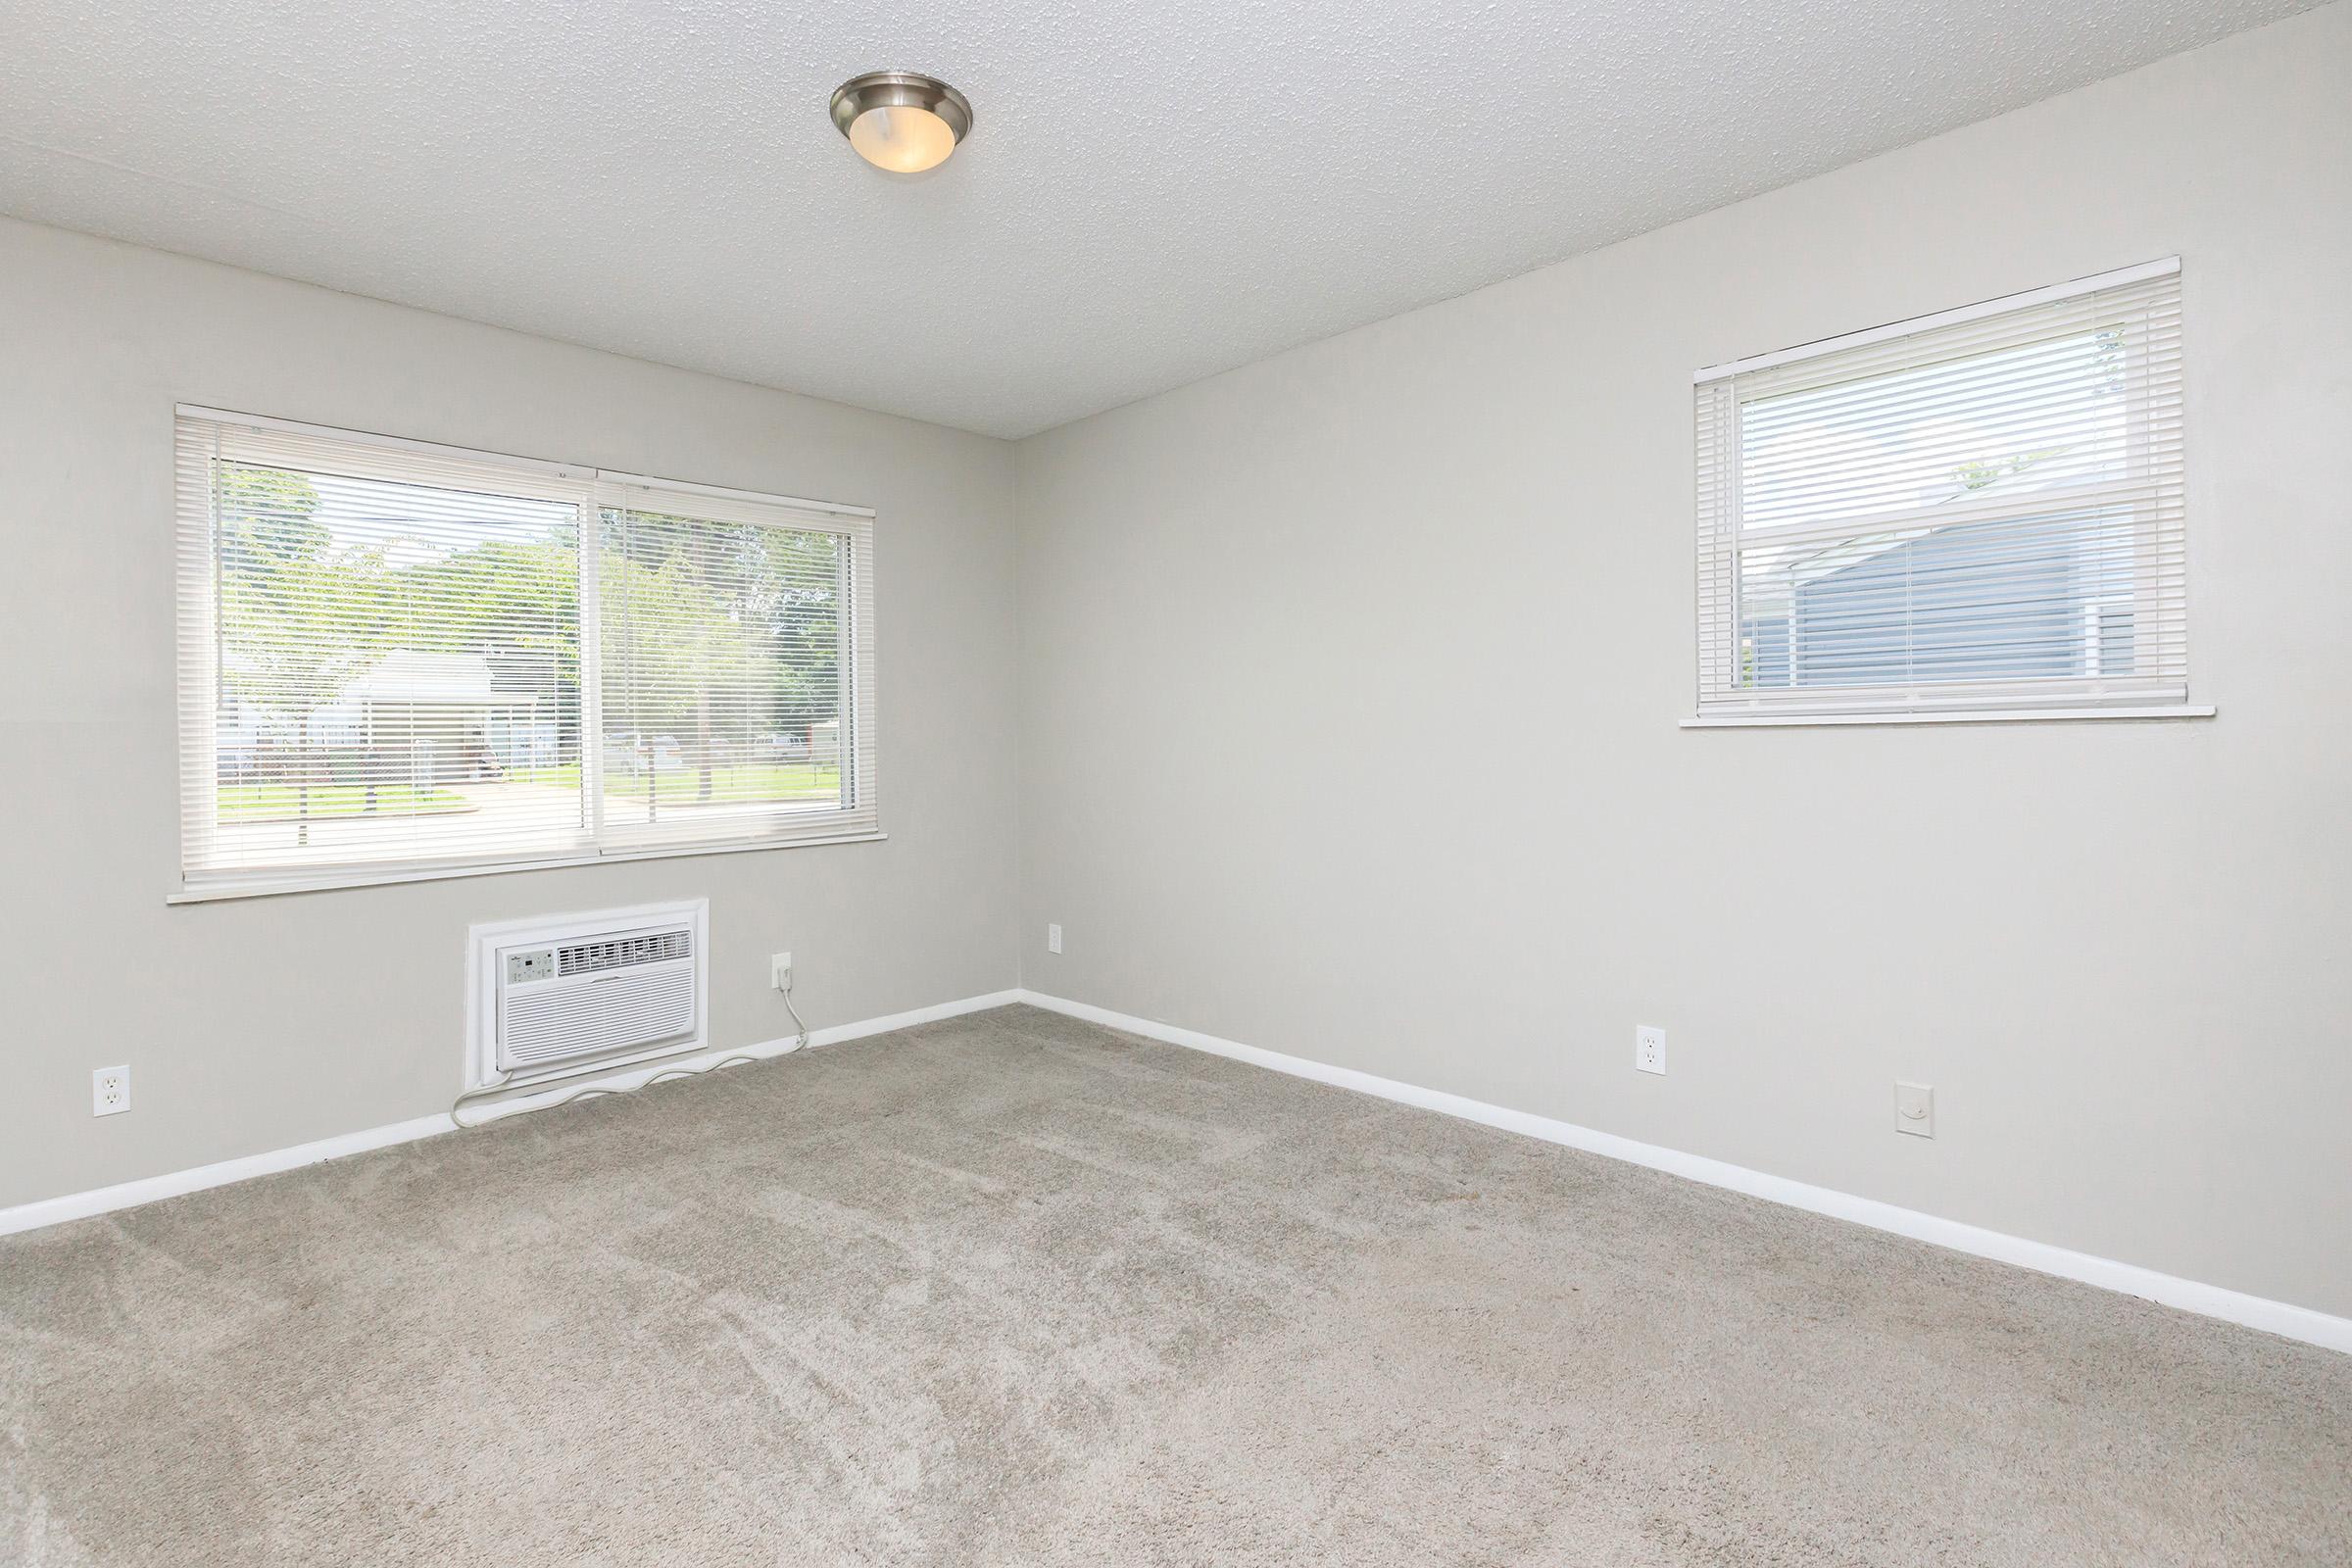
[
  {"left": 503, "top": 963, "right": 696, "bottom": 1067},
  {"left": 560, "top": 928, "right": 692, "bottom": 976}
]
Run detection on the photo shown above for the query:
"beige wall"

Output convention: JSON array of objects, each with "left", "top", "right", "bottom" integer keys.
[
  {"left": 0, "top": 217, "right": 1021, "bottom": 1207},
  {"left": 1015, "top": 6, "right": 2352, "bottom": 1316}
]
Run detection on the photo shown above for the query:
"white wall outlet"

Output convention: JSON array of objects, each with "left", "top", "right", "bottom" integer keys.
[
  {"left": 769, "top": 952, "right": 794, "bottom": 991},
  {"left": 1047, "top": 923, "right": 1063, "bottom": 956},
  {"left": 92, "top": 1065, "right": 130, "bottom": 1117},
  {"left": 1895, "top": 1081, "right": 1935, "bottom": 1138},
  {"left": 1635, "top": 1025, "right": 1666, "bottom": 1075}
]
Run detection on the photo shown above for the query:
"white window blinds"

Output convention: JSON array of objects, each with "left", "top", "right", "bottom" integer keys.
[
  {"left": 1693, "top": 260, "right": 2187, "bottom": 719},
  {"left": 174, "top": 410, "right": 877, "bottom": 895}
]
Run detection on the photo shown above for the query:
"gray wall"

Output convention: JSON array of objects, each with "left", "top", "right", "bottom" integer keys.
[
  {"left": 1015, "top": 7, "right": 2352, "bottom": 1316},
  {"left": 5, "top": 6, "right": 2345, "bottom": 1321},
  {"left": 0, "top": 217, "right": 1021, "bottom": 1208}
]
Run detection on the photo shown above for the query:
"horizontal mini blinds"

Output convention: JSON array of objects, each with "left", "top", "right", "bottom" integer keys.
[
  {"left": 1694, "top": 262, "right": 2185, "bottom": 716},
  {"left": 174, "top": 412, "right": 875, "bottom": 890},
  {"left": 597, "top": 484, "right": 872, "bottom": 850}
]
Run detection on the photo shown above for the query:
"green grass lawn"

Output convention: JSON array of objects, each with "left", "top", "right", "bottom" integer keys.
[
  {"left": 514, "top": 762, "right": 842, "bottom": 800},
  {"left": 216, "top": 762, "right": 841, "bottom": 822},
  {"left": 218, "top": 782, "right": 469, "bottom": 820}
]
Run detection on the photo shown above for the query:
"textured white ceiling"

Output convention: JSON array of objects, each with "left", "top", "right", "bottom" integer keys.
[{"left": 0, "top": 0, "right": 2314, "bottom": 437}]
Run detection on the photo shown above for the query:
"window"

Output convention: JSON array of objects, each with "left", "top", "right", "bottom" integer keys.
[
  {"left": 1692, "top": 260, "right": 2190, "bottom": 722},
  {"left": 173, "top": 409, "right": 877, "bottom": 897}
]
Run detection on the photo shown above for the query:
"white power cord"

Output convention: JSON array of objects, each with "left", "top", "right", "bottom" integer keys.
[{"left": 450, "top": 976, "right": 812, "bottom": 1131}]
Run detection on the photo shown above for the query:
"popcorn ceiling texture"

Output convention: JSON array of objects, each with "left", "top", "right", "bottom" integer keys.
[{"left": 0, "top": 0, "right": 2320, "bottom": 437}]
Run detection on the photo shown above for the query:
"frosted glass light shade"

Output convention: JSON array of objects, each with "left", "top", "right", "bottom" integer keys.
[{"left": 848, "top": 106, "right": 957, "bottom": 173}]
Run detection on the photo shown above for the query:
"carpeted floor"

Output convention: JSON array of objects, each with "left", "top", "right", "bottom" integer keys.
[{"left": 2, "top": 1004, "right": 2344, "bottom": 1565}]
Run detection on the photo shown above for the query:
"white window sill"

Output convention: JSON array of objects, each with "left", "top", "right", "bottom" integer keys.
[
  {"left": 168, "top": 829, "right": 888, "bottom": 905},
  {"left": 1682, "top": 705, "right": 2215, "bottom": 729}
]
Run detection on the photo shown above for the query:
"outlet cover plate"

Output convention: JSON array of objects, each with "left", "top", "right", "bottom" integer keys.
[
  {"left": 1635, "top": 1025, "right": 1666, "bottom": 1075},
  {"left": 92, "top": 1065, "right": 130, "bottom": 1117},
  {"left": 1895, "top": 1081, "right": 1935, "bottom": 1137}
]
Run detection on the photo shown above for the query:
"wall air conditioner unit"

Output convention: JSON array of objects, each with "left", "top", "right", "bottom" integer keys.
[{"left": 466, "top": 900, "right": 708, "bottom": 1091}]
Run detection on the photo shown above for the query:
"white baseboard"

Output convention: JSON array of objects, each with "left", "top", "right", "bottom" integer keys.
[
  {"left": 454, "top": 987, "right": 1026, "bottom": 1126},
  {"left": 0, "top": 1111, "right": 464, "bottom": 1241},
  {"left": 1013, "top": 990, "right": 2352, "bottom": 1355},
  {"left": 16, "top": 984, "right": 2342, "bottom": 1355},
  {"left": 0, "top": 988, "right": 1024, "bottom": 1239}
]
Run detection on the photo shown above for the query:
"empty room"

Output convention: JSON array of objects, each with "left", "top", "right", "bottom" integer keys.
[{"left": 2, "top": 1, "right": 2347, "bottom": 1562}]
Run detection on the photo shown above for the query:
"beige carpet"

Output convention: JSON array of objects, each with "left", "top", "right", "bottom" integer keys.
[{"left": 2, "top": 1004, "right": 2344, "bottom": 1565}]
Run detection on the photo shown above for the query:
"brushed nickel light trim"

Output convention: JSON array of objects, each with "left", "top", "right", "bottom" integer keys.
[{"left": 829, "top": 72, "right": 973, "bottom": 172}]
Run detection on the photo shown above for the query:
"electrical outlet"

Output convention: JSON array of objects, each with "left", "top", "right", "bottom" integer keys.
[
  {"left": 1047, "top": 923, "right": 1063, "bottom": 956},
  {"left": 770, "top": 952, "right": 794, "bottom": 991},
  {"left": 1895, "top": 1081, "right": 1935, "bottom": 1138},
  {"left": 92, "top": 1065, "right": 130, "bottom": 1117},
  {"left": 1635, "top": 1025, "right": 1666, "bottom": 1075}
]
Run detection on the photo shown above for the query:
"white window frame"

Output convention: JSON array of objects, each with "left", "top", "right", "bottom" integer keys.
[
  {"left": 172, "top": 406, "right": 881, "bottom": 902},
  {"left": 1685, "top": 258, "right": 2210, "bottom": 728}
]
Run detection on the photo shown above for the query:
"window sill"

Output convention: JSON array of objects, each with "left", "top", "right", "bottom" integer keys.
[
  {"left": 168, "top": 829, "right": 888, "bottom": 905},
  {"left": 1682, "top": 704, "right": 2215, "bottom": 729}
]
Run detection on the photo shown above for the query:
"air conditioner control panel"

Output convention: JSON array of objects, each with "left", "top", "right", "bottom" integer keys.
[{"left": 505, "top": 948, "right": 557, "bottom": 985}]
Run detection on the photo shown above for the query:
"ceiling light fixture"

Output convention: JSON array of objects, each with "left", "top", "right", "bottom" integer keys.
[{"left": 829, "top": 72, "right": 973, "bottom": 174}]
